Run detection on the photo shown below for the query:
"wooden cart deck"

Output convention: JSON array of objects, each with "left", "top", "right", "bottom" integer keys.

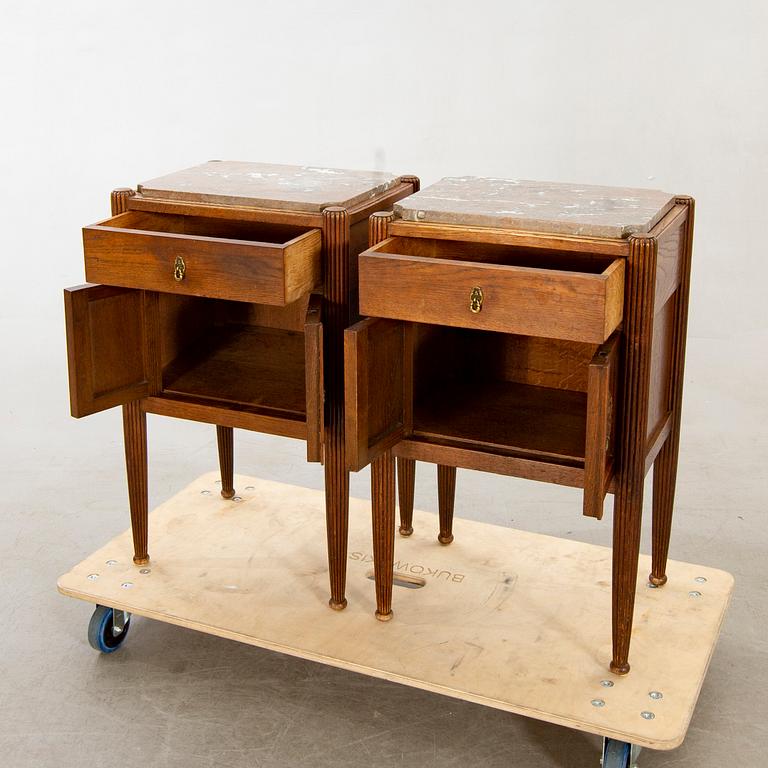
[{"left": 58, "top": 473, "right": 732, "bottom": 751}]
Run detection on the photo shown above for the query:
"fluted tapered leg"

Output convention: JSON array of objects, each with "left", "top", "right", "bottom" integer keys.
[
  {"left": 323, "top": 206, "right": 350, "bottom": 610},
  {"left": 437, "top": 465, "right": 456, "bottom": 544},
  {"left": 650, "top": 196, "right": 695, "bottom": 587},
  {"left": 650, "top": 439, "right": 676, "bottom": 586},
  {"left": 610, "top": 234, "right": 658, "bottom": 675},
  {"left": 216, "top": 426, "right": 235, "bottom": 499},
  {"left": 397, "top": 457, "right": 415, "bottom": 536},
  {"left": 372, "top": 450, "right": 396, "bottom": 621},
  {"left": 123, "top": 400, "right": 148, "bottom": 565}
]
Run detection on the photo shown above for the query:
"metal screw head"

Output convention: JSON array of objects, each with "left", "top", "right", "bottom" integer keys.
[
  {"left": 640, "top": 711, "right": 655, "bottom": 720},
  {"left": 689, "top": 590, "right": 702, "bottom": 598},
  {"left": 120, "top": 582, "right": 134, "bottom": 589},
  {"left": 649, "top": 691, "right": 663, "bottom": 700},
  {"left": 105, "top": 559, "right": 118, "bottom": 566},
  {"left": 87, "top": 573, "right": 99, "bottom": 581},
  {"left": 139, "top": 568, "right": 151, "bottom": 575},
  {"left": 200, "top": 489, "right": 211, "bottom": 495},
  {"left": 591, "top": 699, "right": 605, "bottom": 707},
  {"left": 694, "top": 576, "right": 707, "bottom": 583},
  {"left": 600, "top": 680, "right": 614, "bottom": 688}
]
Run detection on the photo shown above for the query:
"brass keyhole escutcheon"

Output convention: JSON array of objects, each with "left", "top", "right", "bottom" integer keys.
[
  {"left": 173, "top": 255, "right": 186, "bottom": 282},
  {"left": 470, "top": 286, "right": 483, "bottom": 313}
]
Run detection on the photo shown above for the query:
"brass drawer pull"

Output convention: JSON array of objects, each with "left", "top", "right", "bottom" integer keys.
[
  {"left": 173, "top": 255, "right": 186, "bottom": 282},
  {"left": 470, "top": 286, "right": 483, "bottom": 313}
]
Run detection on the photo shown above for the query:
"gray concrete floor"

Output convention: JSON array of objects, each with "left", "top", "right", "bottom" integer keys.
[{"left": 1, "top": 335, "right": 765, "bottom": 767}]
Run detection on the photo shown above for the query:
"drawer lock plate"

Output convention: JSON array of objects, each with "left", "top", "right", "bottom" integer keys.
[
  {"left": 173, "top": 255, "right": 186, "bottom": 282},
  {"left": 470, "top": 286, "right": 483, "bottom": 313}
]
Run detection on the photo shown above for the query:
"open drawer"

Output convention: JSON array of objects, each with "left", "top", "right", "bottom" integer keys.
[
  {"left": 83, "top": 211, "right": 322, "bottom": 306},
  {"left": 358, "top": 237, "right": 624, "bottom": 344},
  {"left": 345, "top": 318, "right": 620, "bottom": 517},
  {"left": 64, "top": 285, "right": 325, "bottom": 461}
]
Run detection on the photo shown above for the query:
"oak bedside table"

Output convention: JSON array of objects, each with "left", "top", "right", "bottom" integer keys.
[
  {"left": 64, "top": 161, "right": 418, "bottom": 611},
  {"left": 344, "top": 177, "right": 694, "bottom": 674}
]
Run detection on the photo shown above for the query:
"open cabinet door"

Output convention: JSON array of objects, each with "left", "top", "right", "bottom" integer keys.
[
  {"left": 344, "top": 318, "right": 406, "bottom": 472},
  {"left": 64, "top": 284, "right": 150, "bottom": 417},
  {"left": 304, "top": 294, "right": 324, "bottom": 462}
]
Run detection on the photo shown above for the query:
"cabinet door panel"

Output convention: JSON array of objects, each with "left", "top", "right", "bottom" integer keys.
[
  {"left": 304, "top": 294, "right": 324, "bottom": 462},
  {"left": 583, "top": 332, "right": 620, "bottom": 518},
  {"left": 344, "top": 318, "right": 405, "bottom": 471},
  {"left": 64, "top": 284, "right": 149, "bottom": 417}
]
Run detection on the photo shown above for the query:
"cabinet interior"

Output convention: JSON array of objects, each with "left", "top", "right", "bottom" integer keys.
[
  {"left": 408, "top": 324, "right": 602, "bottom": 465},
  {"left": 156, "top": 294, "right": 310, "bottom": 420}
]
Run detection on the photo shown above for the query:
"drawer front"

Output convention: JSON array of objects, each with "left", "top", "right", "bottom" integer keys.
[
  {"left": 83, "top": 212, "right": 322, "bottom": 306},
  {"left": 359, "top": 251, "right": 624, "bottom": 344}
]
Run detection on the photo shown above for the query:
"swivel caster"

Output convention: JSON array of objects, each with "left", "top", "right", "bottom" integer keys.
[
  {"left": 87, "top": 605, "right": 131, "bottom": 653},
  {"left": 601, "top": 738, "right": 641, "bottom": 768}
]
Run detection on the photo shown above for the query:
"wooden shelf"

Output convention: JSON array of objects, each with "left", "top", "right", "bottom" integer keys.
[
  {"left": 413, "top": 379, "right": 587, "bottom": 465},
  {"left": 162, "top": 324, "right": 307, "bottom": 419}
]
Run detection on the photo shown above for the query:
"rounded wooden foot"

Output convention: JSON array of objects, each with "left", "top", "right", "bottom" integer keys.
[
  {"left": 133, "top": 555, "right": 150, "bottom": 566},
  {"left": 648, "top": 573, "right": 668, "bottom": 587},
  {"left": 375, "top": 610, "right": 393, "bottom": 622},
  {"left": 399, "top": 525, "right": 413, "bottom": 536},
  {"left": 609, "top": 661, "right": 631, "bottom": 676},
  {"left": 328, "top": 598, "right": 348, "bottom": 611},
  {"left": 438, "top": 533, "right": 454, "bottom": 545},
  {"left": 220, "top": 488, "right": 236, "bottom": 500}
]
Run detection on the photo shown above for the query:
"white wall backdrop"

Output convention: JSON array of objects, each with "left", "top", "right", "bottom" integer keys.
[{"left": 1, "top": 0, "right": 765, "bottom": 508}]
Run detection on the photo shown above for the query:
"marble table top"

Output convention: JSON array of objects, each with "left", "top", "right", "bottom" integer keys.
[
  {"left": 138, "top": 161, "right": 399, "bottom": 212},
  {"left": 394, "top": 177, "right": 677, "bottom": 238}
]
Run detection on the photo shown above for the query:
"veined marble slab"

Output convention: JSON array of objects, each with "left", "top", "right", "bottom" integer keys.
[
  {"left": 394, "top": 177, "right": 677, "bottom": 238},
  {"left": 138, "top": 161, "right": 399, "bottom": 212}
]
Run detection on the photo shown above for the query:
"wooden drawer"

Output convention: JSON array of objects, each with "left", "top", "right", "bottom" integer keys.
[
  {"left": 83, "top": 211, "right": 322, "bottom": 305},
  {"left": 358, "top": 237, "right": 624, "bottom": 344}
]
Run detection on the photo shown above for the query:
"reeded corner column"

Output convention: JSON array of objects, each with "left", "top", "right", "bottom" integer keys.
[
  {"left": 397, "top": 458, "right": 415, "bottom": 536},
  {"left": 216, "top": 426, "right": 235, "bottom": 499},
  {"left": 371, "top": 450, "right": 396, "bottom": 621},
  {"left": 370, "top": 211, "right": 418, "bottom": 541},
  {"left": 322, "top": 206, "right": 351, "bottom": 610},
  {"left": 112, "top": 188, "right": 150, "bottom": 565},
  {"left": 397, "top": 175, "right": 421, "bottom": 194},
  {"left": 437, "top": 465, "right": 456, "bottom": 545},
  {"left": 610, "top": 233, "right": 658, "bottom": 675},
  {"left": 110, "top": 187, "right": 134, "bottom": 216},
  {"left": 123, "top": 400, "right": 149, "bottom": 565},
  {"left": 368, "top": 210, "right": 394, "bottom": 247},
  {"left": 650, "top": 196, "right": 695, "bottom": 587}
]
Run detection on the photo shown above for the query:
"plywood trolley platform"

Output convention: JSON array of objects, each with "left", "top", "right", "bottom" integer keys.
[{"left": 59, "top": 474, "right": 733, "bottom": 768}]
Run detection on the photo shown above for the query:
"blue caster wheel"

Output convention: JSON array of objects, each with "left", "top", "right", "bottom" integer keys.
[
  {"left": 88, "top": 605, "right": 131, "bottom": 653},
  {"left": 602, "top": 738, "right": 636, "bottom": 767}
]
